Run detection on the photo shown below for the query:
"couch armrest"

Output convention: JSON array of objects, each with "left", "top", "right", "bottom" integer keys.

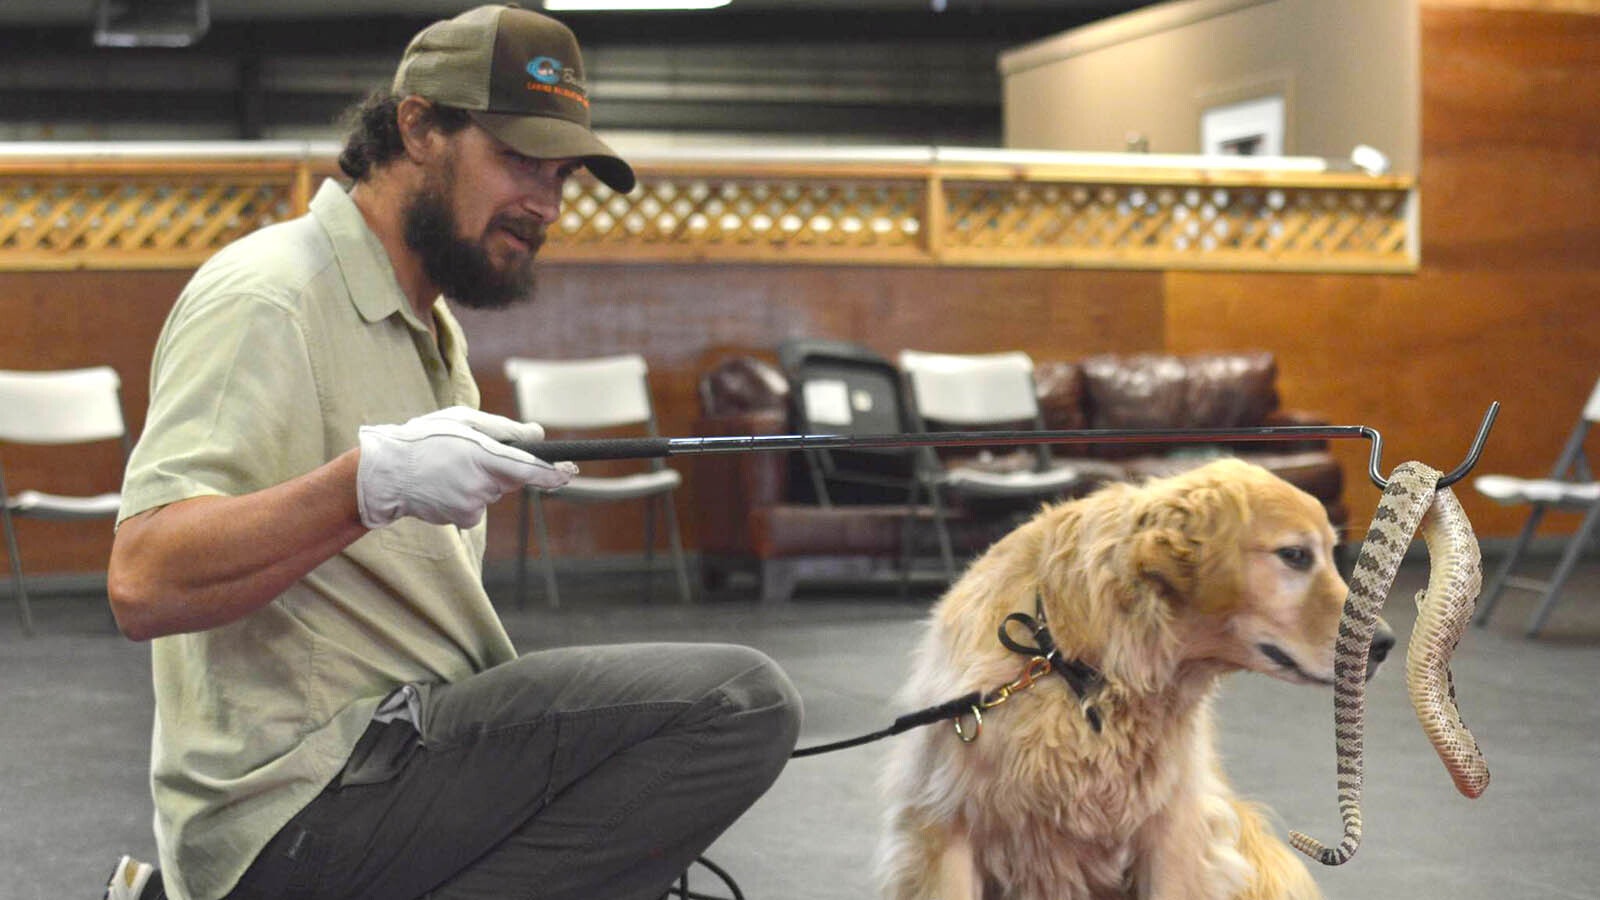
[{"left": 691, "top": 409, "right": 790, "bottom": 556}]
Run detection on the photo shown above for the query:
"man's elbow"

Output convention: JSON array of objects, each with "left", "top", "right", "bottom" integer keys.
[{"left": 106, "top": 565, "right": 163, "bottom": 642}]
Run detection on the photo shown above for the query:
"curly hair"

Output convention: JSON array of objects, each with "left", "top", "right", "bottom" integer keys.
[{"left": 337, "top": 91, "right": 474, "bottom": 181}]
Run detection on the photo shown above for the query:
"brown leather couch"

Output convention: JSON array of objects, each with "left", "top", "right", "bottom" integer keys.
[{"left": 693, "top": 350, "right": 1348, "bottom": 602}]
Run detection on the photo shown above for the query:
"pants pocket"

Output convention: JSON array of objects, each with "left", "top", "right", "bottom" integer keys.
[
  {"left": 228, "top": 824, "right": 329, "bottom": 900},
  {"left": 338, "top": 718, "right": 422, "bottom": 788}
]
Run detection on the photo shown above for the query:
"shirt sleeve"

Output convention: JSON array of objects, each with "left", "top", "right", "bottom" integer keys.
[{"left": 120, "top": 289, "right": 328, "bottom": 523}]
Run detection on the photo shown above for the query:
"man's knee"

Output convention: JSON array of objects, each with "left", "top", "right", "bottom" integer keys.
[{"left": 698, "top": 644, "right": 802, "bottom": 772}]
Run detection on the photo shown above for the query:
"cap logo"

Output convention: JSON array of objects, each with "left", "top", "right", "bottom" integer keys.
[
  {"left": 522, "top": 55, "right": 588, "bottom": 108},
  {"left": 527, "top": 56, "right": 563, "bottom": 85}
]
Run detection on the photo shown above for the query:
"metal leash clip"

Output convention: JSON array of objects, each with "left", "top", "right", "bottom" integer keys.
[{"left": 955, "top": 655, "right": 1054, "bottom": 744}]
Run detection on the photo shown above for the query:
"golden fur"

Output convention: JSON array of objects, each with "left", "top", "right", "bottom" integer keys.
[{"left": 878, "top": 458, "right": 1354, "bottom": 900}]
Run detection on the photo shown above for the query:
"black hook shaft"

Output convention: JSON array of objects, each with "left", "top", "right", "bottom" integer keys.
[{"left": 513, "top": 402, "right": 1500, "bottom": 493}]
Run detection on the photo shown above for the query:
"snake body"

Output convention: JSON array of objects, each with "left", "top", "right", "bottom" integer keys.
[
  {"left": 1288, "top": 461, "right": 1491, "bottom": 866},
  {"left": 1407, "top": 484, "right": 1491, "bottom": 799}
]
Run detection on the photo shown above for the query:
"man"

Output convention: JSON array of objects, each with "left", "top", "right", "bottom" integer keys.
[{"left": 103, "top": 6, "right": 801, "bottom": 899}]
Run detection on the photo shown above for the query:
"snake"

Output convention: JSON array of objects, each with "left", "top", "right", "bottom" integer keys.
[{"left": 1288, "top": 461, "right": 1491, "bottom": 866}]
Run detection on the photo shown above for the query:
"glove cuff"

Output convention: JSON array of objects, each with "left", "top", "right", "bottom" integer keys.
[{"left": 356, "top": 426, "right": 404, "bottom": 529}]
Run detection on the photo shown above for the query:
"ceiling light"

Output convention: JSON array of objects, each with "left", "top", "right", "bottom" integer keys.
[
  {"left": 93, "top": 0, "right": 210, "bottom": 48},
  {"left": 544, "top": 0, "right": 731, "bottom": 10}
]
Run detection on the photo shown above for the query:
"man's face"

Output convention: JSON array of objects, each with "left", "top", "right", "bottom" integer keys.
[{"left": 402, "top": 125, "right": 578, "bottom": 310}]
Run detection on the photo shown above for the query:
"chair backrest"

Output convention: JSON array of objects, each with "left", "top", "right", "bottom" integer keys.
[
  {"left": 780, "top": 339, "right": 909, "bottom": 437},
  {"left": 503, "top": 354, "right": 655, "bottom": 430},
  {"left": 898, "top": 349, "right": 1040, "bottom": 427},
  {"left": 0, "top": 366, "right": 125, "bottom": 444},
  {"left": 779, "top": 338, "right": 915, "bottom": 503},
  {"left": 1584, "top": 376, "right": 1600, "bottom": 424}
]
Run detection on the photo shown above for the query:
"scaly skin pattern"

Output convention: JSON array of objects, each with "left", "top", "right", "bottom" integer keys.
[
  {"left": 1289, "top": 461, "right": 1440, "bottom": 866},
  {"left": 1408, "top": 486, "right": 1491, "bottom": 799}
]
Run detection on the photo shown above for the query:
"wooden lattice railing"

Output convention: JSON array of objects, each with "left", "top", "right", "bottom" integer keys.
[{"left": 0, "top": 144, "right": 1416, "bottom": 273}]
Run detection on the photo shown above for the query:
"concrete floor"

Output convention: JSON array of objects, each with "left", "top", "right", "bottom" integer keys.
[{"left": 4, "top": 556, "right": 1599, "bottom": 900}]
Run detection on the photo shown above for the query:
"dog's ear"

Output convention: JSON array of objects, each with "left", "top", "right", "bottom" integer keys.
[
  {"left": 1129, "top": 481, "right": 1247, "bottom": 608},
  {"left": 1130, "top": 496, "right": 1199, "bottom": 601}
]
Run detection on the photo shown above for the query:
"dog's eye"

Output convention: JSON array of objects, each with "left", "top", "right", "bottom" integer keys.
[{"left": 1275, "top": 546, "right": 1313, "bottom": 571}]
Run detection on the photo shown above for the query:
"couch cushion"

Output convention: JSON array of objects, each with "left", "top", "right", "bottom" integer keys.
[
  {"left": 1034, "top": 361, "right": 1087, "bottom": 431},
  {"left": 1184, "top": 353, "right": 1280, "bottom": 429},
  {"left": 1079, "top": 352, "right": 1279, "bottom": 458}
]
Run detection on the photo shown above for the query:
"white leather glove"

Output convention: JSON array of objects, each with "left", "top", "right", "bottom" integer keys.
[{"left": 356, "top": 406, "right": 577, "bottom": 529}]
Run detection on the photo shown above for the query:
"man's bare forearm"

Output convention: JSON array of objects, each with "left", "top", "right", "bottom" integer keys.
[{"left": 108, "top": 449, "right": 368, "bottom": 641}]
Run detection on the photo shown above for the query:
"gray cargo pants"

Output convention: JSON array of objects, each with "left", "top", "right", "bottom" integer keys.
[{"left": 225, "top": 642, "right": 802, "bottom": 900}]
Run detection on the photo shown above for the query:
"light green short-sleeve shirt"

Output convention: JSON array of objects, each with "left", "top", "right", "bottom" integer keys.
[{"left": 120, "top": 180, "right": 518, "bottom": 900}]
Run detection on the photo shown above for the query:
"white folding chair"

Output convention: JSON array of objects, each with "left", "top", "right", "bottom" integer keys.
[
  {"left": 1473, "top": 375, "right": 1600, "bottom": 636},
  {"left": 898, "top": 349, "right": 1086, "bottom": 580},
  {"left": 504, "top": 354, "right": 691, "bottom": 608},
  {"left": 0, "top": 366, "right": 128, "bottom": 635}
]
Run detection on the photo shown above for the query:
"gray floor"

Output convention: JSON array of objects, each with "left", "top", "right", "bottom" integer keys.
[{"left": 4, "top": 556, "right": 1599, "bottom": 900}]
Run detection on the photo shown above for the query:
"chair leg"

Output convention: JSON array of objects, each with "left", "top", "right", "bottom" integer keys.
[
  {"left": 926, "top": 482, "right": 958, "bottom": 582},
  {"left": 1526, "top": 502, "right": 1600, "bottom": 637},
  {"left": 897, "top": 477, "right": 923, "bottom": 602},
  {"left": 2, "top": 510, "right": 34, "bottom": 637},
  {"left": 1475, "top": 503, "right": 1546, "bottom": 627},
  {"left": 515, "top": 489, "right": 532, "bottom": 610},
  {"left": 662, "top": 494, "right": 692, "bottom": 604},
  {"left": 643, "top": 497, "right": 657, "bottom": 605},
  {"left": 531, "top": 495, "right": 560, "bottom": 610},
  {"left": 760, "top": 559, "right": 798, "bottom": 604}
]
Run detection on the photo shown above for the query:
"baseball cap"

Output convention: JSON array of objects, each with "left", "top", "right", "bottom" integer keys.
[{"left": 392, "top": 4, "right": 635, "bottom": 194}]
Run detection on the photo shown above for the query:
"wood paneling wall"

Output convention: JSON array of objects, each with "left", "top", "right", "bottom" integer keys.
[
  {"left": 1167, "top": 4, "right": 1600, "bottom": 539},
  {"left": 4, "top": 3, "right": 1594, "bottom": 575}
]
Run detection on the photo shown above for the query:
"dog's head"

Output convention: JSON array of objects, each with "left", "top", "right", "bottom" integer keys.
[{"left": 1118, "top": 458, "right": 1392, "bottom": 686}]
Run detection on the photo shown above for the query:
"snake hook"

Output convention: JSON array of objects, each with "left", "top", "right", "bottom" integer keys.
[{"left": 1364, "top": 401, "right": 1500, "bottom": 491}]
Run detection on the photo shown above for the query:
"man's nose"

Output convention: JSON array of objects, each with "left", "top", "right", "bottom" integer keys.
[{"left": 523, "top": 186, "right": 561, "bottom": 224}]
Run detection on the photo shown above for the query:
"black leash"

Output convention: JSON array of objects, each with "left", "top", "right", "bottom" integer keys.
[
  {"left": 789, "top": 691, "right": 986, "bottom": 758},
  {"left": 661, "top": 856, "right": 744, "bottom": 900},
  {"left": 790, "top": 592, "right": 1104, "bottom": 759}
]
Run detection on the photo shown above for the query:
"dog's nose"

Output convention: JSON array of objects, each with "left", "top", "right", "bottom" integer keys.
[
  {"left": 1366, "top": 619, "right": 1397, "bottom": 680},
  {"left": 1371, "top": 622, "right": 1396, "bottom": 662}
]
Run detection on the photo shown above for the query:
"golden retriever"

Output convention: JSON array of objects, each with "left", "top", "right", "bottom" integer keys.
[{"left": 877, "top": 458, "right": 1394, "bottom": 900}]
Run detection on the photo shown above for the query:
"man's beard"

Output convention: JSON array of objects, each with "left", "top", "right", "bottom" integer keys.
[{"left": 401, "top": 166, "right": 542, "bottom": 311}]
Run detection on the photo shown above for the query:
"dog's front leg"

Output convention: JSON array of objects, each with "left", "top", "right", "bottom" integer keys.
[
  {"left": 1134, "top": 749, "right": 1254, "bottom": 899},
  {"left": 934, "top": 825, "right": 984, "bottom": 900}
]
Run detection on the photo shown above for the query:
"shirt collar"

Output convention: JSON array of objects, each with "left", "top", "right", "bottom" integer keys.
[{"left": 309, "top": 179, "right": 433, "bottom": 333}]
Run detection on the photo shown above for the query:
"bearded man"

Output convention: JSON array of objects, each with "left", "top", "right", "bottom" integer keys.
[{"left": 102, "top": 7, "right": 800, "bottom": 900}]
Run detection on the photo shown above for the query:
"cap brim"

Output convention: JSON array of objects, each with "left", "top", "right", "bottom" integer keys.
[{"left": 471, "top": 111, "right": 636, "bottom": 194}]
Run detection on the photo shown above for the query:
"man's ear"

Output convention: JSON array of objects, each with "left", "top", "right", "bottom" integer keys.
[{"left": 397, "top": 96, "right": 444, "bottom": 164}]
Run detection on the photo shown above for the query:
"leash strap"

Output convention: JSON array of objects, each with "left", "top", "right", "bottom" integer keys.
[
  {"left": 998, "top": 594, "right": 1104, "bottom": 732},
  {"left": 790, "top": 692, "right": 983, "bottom": 758}
]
